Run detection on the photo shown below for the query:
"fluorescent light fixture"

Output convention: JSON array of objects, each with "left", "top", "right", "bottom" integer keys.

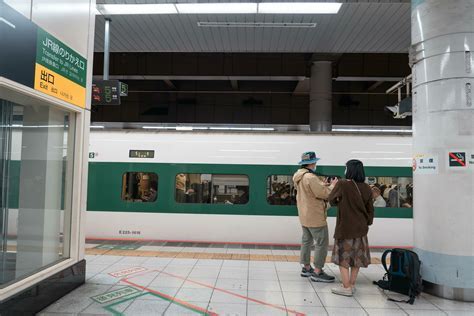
[
  {"left": 142, "top": 126, "right": 175, "bottom": 129},
  {"left": 258, "top": 2, "right": 342, "bottom": 14},
  {"left": 229, "top": 127, "right": 253, "bottom": 130},
  {"left": 251, "top": 127, "right": 275, "bottom": 131},
  {"left": 90, "top": 125, "right": 105, "bottom": 129},
  {"left": 15, "top": 125, "right": 66, "bottom": 128},
  {"left": 176, "top": 126, "right": 193, "bottom": 131},
  {"left": 197, "top": 22, "right": 316, "bottom": 28},
  {"left": 209, "top": 127, "right": 231, "bottom": 130},
  {"left": 96, "top": 4, "right": 178, "bottom": 15},
  {"left": 176, "top": 3, "right": 257, "bottom": 14},
  {"left": 192, "top": 126, "right": 209, "bottom": 130},
  {"left": 0, "top": 17, "right": 16, "bottom": 29}
]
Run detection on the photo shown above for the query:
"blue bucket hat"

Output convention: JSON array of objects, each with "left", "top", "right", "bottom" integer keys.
[{"left": 298, "top": 151, "right": 321, "bottom": 165}]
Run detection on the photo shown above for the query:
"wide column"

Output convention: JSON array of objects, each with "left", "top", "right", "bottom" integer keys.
[
  {"left": 412, "top": 0, "right": 474, "bottom": 301},
  {"left": 310, "top": 61, "right": 332, "bottom": 132}
]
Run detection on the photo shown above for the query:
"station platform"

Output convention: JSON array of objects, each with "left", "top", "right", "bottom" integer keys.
[{"left": 38, "top": 241, "right": 474, "bottom": 316}]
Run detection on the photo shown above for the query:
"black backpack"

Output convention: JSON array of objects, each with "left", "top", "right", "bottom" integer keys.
[{"left": 373, "top": 248, "right": 423, "bottom": 304}]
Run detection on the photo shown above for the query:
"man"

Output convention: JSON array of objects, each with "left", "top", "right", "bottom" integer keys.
[
  {"left": 371, "top": 186, "right": 387, "bottom": 207},
  {"left": 293, "top": 151, "right": 337, "bottom": 282},
  {"left": 231, "top": 186, "right": 249, "bottom": 204}
]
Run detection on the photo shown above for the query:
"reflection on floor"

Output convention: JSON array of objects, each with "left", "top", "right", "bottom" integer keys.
[{"left": 38, "top": 241, "right": 474, "bottom": 316}]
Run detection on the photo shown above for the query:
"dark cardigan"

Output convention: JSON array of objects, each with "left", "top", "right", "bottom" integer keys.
[{"left": 329, "top": 180, "right": 374, "bottom": 240}]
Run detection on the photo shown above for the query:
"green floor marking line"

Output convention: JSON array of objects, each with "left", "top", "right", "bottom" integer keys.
[
  {"left": 103, "top": 292, "right": 149, "bottom": 316},
  {"left": 103, "top": 291, "right": 208, "bottom": 316},
  {"left": 115, "top": 244, "right": 140, "bottom": 250},
  {"left": 146, "top": 292, "right": 208, "bottom": 316},
  {"left": 96, "top": 244, "right": 116, "bottom": 250},
  {"left": 92, "top": 286, "right": 141, "bottom": 304},
  {"left": 95, "top": 244, "right": 140, "bottom": 250},
  {"left": 103, "top": 304, "right": 125, "bottom": 316},
  {"left": 121, "top": 277, "right": 216, "bottom": 315}
]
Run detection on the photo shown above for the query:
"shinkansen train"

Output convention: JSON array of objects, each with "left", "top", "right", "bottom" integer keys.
[{"left": 85, "top": 130, "right": 413, "bottom": 247}]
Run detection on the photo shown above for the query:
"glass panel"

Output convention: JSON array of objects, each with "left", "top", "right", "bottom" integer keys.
[
  {"left": 366, "top": 176, "right": 413, "bottom": 208},
  {"left": 175, "top": 173, "right": 249, "bottom": 204},
  {"left": 122, "top": 172, "right": 158, "bottom": 202},
  {"left": 266, "top": 175, "right": 296, "bottom": 205},
  {"left": 0, "top": 100, "right": 74, "bottom": 288}
]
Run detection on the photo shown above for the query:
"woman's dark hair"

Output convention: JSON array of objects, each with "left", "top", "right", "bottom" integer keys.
[{"left": 345, "top": 159, "right": 366, "bottom": 183}]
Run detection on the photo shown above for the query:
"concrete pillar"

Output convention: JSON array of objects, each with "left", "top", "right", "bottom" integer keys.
[
  {"left": 411, "top": 0, "right": 474, "bottom": 301},
  {"left": 310, "top": 61, "right": 332, "bottom": 132},
  {"left": 15, "top": 106, "right": 66, "bottom": 277}
]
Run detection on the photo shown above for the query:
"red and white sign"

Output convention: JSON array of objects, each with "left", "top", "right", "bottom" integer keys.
[{"left": 413, "top": 154, "right": 438, "bottom": 174}]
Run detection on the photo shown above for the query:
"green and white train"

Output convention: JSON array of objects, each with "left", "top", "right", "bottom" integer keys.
[{"left": 86, "top": 130, "right": 413, "bottom": 247}]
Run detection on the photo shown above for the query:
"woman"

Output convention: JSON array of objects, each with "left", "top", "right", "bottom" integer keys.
[{"left": 328, "top": 159, "right": 374, "bottom": 296}]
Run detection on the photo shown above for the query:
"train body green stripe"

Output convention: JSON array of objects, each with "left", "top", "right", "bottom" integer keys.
[{"left": 87, "top": 162, "right": 413, "bottom": 218}]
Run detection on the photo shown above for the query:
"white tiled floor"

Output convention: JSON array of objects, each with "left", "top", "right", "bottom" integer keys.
[{"left": 39, "top": 254, "right": 474, "bottom": 316}]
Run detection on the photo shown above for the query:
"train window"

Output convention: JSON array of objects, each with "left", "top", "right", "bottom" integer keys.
[
  {"left": 122, "top": 172, "right": 158, "bottom": 202},
  {"left": 366, "top": 176, "right": 413, "bottom": 208},
  {"left": 175, "top": 173, "right": 249, "bottom": 204},
  {"left": 266, "top": 175, "right": 296, "bottom": 205}
]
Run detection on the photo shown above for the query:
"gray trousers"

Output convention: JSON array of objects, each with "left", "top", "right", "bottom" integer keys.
[{"left": 300, "top": 225, "right": 329, "bottom": 269}]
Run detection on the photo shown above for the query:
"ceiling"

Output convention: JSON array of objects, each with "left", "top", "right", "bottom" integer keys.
[{"left": 94, "top": 0, "right": 411, "bottom": 53}]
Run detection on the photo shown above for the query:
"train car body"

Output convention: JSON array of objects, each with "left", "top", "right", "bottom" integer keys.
[{"left": 86, "top": 130, "right": 413, "bottom": 247}]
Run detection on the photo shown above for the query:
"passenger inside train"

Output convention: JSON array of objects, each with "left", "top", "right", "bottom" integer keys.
[
  {"left": 371, "top": 186, "right": 386, "bottom": 207},
  {"left": 226, "top": 186, "right": 249, "bottom": 204},
  {"left": 174, "top": 173, "right": 250, "bottom": 204},
  {"left": 267, "top": 176, "right": 296, "bottom": 205},
  {"left": 121, "top": 172, "right": 158, "bottom": 202}
]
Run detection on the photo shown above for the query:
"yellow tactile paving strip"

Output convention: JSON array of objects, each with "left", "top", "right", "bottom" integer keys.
[{"left": 85, "top": 248, "right": 383, "bottom": 264}]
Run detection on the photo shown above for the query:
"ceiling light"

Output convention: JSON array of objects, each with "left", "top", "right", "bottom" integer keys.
[
  {"left": 229, "top": 127, "right": 253, "bottom": 130},
  {"left": 176, "top": 126, "right": 193, "bottom": 131},
  {"left": 197, "top": 22, "right": 316, "bottom": 28},
  {"left": 251, "top": 127, "right": 275, "bottom": 131},
  {"left": 258, "top": 2, "right": 342, "bottom": 14},
  {"left": 96, "top": 4, "right": 178, "bottom": 15},
  {"left": 90, "top": 125, "right": 105, "bottom": 129},
  {"left": 176, "top": 3, "right": 257, "bottom": 14},
  {"left": 209, "top": 127, "right": 231, "bottom": 130},
  {"left": 142, "top": 126, "right": 175, "bottom": 129}
]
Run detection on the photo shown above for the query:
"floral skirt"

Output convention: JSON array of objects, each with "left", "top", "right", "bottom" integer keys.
[{"left": 331, "top": 236, "right": 371, "bottom": 268}]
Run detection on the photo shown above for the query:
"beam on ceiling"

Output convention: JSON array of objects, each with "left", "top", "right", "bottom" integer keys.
[
  {"left": 293, "top": 78, "right": 310, "bottom": 95},
  {"left": 367, "top": 81, "right": 385, "bottom": 91},
  {"left": 163, "top": 79, "right": 176, "bottom": 90},
  {"left": 230, "top": 80, "right": 238, "bottom": 90},
  {"left": 93, "top": 75, "right": 308, "bottom": 81},
  {"left": 334, "top": 76, "right": 404, "bottom": 82}
]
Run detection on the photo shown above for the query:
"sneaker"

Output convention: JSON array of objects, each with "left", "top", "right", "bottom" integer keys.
[
  {"left": 331, "top": 285, "right": 353, "bottom": 297},
  {"left": 352, "top": 286, "right": 356, "bottom": 294},
  {"left": 300, "top": 266, "right": 314, "bottom": 277},
  {"left": 310, "top": 270, "right": 335, "bottom": 283}
]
